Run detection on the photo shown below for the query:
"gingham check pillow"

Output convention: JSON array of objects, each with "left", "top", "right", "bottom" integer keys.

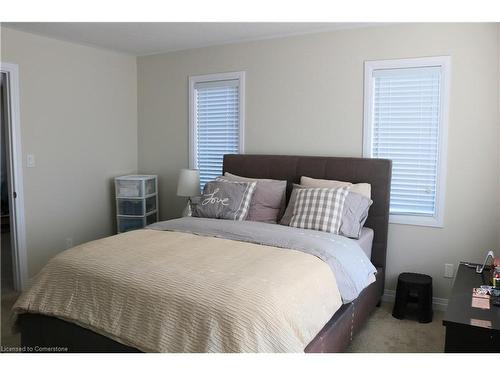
[{"left": 289, "top": 186, "right": 350, "bottom": 234}]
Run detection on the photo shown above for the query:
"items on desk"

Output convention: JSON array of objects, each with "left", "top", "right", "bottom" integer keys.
[
  {"left": 473, "top": 285, "right": 500, "bottom": 308},
  {"left": 475, "top": 250, "right": 495, "bottom": 274},
  {"left": 472, "top": 288, "right": 490, "bottom": 309},
  {"left": 475, "top": 285, "right": 500, "bottom": 296},
  {"left": 493, "top": 266, "right": 500, "bottom": 288},
  {"left": 462, "top": 254, "right": 500, "bottom": 309}
]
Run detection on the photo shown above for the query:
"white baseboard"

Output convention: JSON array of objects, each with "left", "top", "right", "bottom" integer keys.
[{"left": 382, "top": 289, "right": 448, "bottom": 312}]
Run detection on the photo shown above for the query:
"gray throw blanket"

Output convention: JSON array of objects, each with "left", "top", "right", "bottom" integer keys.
[{"left": 149, "top": 217, "right": 376, "bottom": 303}]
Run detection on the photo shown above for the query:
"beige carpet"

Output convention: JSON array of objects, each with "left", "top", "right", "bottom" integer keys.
[
  {"left": 1, "top": 298, "right": 444, "bottom": 352},
  {"left": 346, "top": 302, "right": 445, "bottom": 352},
  {"left": 1, "top": 288, "right": 20, "bottom": 349},
  {"left": 1, "top": 230, "right": 21, "bottom": 350}
]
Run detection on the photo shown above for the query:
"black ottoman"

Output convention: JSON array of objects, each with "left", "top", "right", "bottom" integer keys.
[{"left": 392, "top": 272, "right": 433, "bottom": 323}]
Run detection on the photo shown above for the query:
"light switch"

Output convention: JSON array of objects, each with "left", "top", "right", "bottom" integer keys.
[
  {"left": 444, "top": 263, "right": 454, "bottom": 278},
  {"left": 27, "top": 154, "right": 35, "bottom": 168}
]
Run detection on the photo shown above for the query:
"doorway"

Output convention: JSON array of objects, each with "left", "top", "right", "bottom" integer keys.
[
  {"left": 1, "top": 71, "right": 16, "bottom": 347},
  {"left": 1, "top": 63, "right": 27, "bottom": 348},
  {"left": 1, "top": 72, "right": 14, "bottom": 293},
  {"left": 1, "top": 63, "right": 27, "bottom": 293}
]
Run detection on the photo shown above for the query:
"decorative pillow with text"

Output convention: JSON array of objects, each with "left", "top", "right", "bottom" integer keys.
[{"left": 192, "top": 180, "right": 256, "bottom": 220}]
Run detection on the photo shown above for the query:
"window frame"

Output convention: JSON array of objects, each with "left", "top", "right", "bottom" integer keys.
[
  {"left": 363, "top": 56, "right": 451, "bottom": 228},
  {"left": 188, "top": 71, "right": 245, "bottom": 174}
]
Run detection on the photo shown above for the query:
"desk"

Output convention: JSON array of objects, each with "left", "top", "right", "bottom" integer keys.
[{"left": 442, "top": 263, "right": 500, "bottom": 352}]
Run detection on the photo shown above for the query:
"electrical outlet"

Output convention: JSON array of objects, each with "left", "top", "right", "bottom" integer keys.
[
  {"left": 65, "top": 238, "right": 73, "bottom": 249},
  {"left": 444, "top": 263, "right": 454, "bottom": 278}
]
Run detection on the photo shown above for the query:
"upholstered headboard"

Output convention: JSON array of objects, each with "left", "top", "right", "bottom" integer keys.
[{"left": 223, "top": 154, "right": 392, "bottom": 272}]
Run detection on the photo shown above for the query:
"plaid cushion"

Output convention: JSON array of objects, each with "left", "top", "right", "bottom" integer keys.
[{"left": 289, "top": 186, "right": 350, "bottom": 234}]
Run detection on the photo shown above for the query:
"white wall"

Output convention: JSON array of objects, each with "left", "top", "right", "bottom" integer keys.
[
  {"left": 1, "top": 27, "right": 138, "bottom": 277},
  {"left": 137, "top": 23, "right": 500, "bottom": 299}
]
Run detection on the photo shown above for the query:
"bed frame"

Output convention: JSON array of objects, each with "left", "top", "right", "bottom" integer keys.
[{"left": 18, "top": 154, "right": 392, "bottom": 353}]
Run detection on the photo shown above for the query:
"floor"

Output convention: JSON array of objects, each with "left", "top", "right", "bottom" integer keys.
[
  {"left": 1, "top": 225, "right": 13, "bottom": 292},
  {"left": 0, "top": 298, "right": 444, "bottom": 352},
  {"left": 346, "top": 302, "right": 445, "bottom": 352},
  {"left": 1, "top": 230, "right": 21, "bottom": 350},
  {"left": 1, "top": 289, "right": 19, "bottom": 350}
]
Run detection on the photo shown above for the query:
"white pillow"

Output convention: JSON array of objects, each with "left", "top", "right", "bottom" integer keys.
[{"left": 300, "top": 176, "right": 371, "bottom": 199}]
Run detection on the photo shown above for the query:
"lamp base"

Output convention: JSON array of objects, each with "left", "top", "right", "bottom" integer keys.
[{"left": 181, "top": 198, "right": 192, "bottom": 217}]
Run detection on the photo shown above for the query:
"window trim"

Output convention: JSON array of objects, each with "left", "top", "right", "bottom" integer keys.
[
  {"left": 363, "top": 56, "right": 451, "bottom": 228},
  {"left": 188, "top": 71, "right": 245, "bottom": 171}
]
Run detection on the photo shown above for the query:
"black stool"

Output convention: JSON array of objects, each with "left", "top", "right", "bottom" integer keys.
[{"left": 392, "top": 272, "right": 433, "bottom": 323}]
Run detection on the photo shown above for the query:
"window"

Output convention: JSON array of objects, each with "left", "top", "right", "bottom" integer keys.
[
  {"left": 189, "top": 71, "right": 245, "bottom": 191},
  {"left": 363, "top": 57, "right": 450, "bottom": 227}
]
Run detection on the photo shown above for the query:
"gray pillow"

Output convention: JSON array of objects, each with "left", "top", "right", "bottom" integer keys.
[
  {"left": 340, "top": 192, "right": 373, "bottom": 239},
  {"left": 192, "top": 180, "right": 256, "bottom": 220},
  {"left": 280, "top": 184, "right": 372, "bottom": 239},
  {"left": 219, "top": 173, "right": 287, "bottom": 224},
  {"left": 279, "top": 184, "right": 304, "bottom": 226}
]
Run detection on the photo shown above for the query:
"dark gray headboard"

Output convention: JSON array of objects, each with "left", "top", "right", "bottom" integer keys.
[{"left": 223, "top": 154, "right": 392, "bottom": 272}]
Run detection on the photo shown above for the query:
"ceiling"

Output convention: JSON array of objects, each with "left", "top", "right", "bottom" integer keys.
[{"left": 3, "top": 22, "right": 374, "bottom": 56}]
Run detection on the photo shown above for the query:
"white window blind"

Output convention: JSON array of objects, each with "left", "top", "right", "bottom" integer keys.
[
  {"left": 191, "top": 75, "right": 243, "bottom": 191},
  {"left": 364, "top": 57, "right": 449, "bottom": 227}
]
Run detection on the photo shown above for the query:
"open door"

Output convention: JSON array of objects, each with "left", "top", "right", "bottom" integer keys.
[{"left": 1, "top": 62, "right": 27, "bottom": 292}]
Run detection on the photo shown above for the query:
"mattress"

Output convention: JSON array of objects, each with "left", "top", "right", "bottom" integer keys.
[{"left": 354, "top": 227, "right": 374, "bottom": 259}]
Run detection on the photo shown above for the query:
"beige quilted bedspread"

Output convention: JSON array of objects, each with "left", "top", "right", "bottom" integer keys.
[{"left": 13, "top": 229, "right": 342, "bottom": 352}]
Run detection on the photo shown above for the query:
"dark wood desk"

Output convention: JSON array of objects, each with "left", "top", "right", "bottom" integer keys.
[{"left": 443, "top": 263, "right": 500, "bottom": 352}]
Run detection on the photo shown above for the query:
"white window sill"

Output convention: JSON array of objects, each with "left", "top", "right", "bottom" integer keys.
[{"left": 389, "top": 214, "right": 444, "bottom": 228}]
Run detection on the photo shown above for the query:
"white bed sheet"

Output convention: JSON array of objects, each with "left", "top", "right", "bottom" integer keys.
[{"left": 353, "top": 227, "right": 374, "bottom": 259}]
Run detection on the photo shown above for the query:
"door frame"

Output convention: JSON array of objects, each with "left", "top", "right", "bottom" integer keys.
[{"left": 1, "top": 62, "right": 28, "bottom": 291}]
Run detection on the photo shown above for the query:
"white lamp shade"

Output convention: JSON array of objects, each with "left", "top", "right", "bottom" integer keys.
[{"left": 177, "top": 169, "right": 200, "bottom": 197}]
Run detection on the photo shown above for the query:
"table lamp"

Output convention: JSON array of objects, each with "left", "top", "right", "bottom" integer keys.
[{"left": 177, "top": 168, "right": 200, "bottom": 216}]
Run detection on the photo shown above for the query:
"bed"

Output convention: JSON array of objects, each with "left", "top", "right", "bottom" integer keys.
[{"left": 15, "top": 154, "right": 391, "bottom": 352}]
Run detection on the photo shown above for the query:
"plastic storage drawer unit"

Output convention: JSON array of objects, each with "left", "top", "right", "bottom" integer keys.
[{"left": 115, "top": 175, "right": 159, "bottom": 233}]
